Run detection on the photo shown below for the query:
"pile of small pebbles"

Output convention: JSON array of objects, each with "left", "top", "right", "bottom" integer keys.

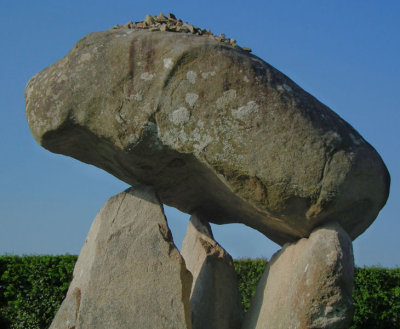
[{"left": 111, "top": 13, "right": 252, "bottom": 52}]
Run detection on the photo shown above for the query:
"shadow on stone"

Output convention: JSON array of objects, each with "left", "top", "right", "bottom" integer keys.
[{"left": 181, "top": 214, "right": 243, "bottom": 329}]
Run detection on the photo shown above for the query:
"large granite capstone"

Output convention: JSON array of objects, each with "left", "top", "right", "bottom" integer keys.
[{"left": 25, "top": 28, "right": 390, "bottom": 245}]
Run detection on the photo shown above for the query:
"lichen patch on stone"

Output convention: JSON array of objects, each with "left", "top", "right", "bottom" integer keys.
[
  {"left": 185, "top": 93, "right": 199, "bottom": 107},
  {"left": 163, "top": 58, "right": 173, "bottom": 69},
  {"left": 186, "top": 71, "right": 197, "bottom": 84},
  {"left": 283, "top": 84, "right": 292, "bottom": 92},
  {"left": 131, "top": 92, "right": 142, "bottom": 101},
  {"left": 79, "top": 53, "right": 92, "bottom": 63},
  {"left": 140, "top": 72, "right": 155, "bottom": 80},
  {"left": 170, "top": 107, "right": 190, "bottom": 125},
  {"left": 349, "top": 133, "right": 362, "bottom": 145},
  {"left": 216, "top": 89, "right": 237, "bottom": 109},
  {"left": 201, "top": 71, "right": 216, "bottom": 79},
  {"left": 231, "top": 101, "right": 259, "bottom": 121}
]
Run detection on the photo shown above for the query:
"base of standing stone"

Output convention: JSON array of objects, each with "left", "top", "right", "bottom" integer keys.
[
  {"left": 242, "top": 222, "right": 354, "bottom": 329},
  {"left": 49, "top": 186, "right": 192, "bottom": 329}
]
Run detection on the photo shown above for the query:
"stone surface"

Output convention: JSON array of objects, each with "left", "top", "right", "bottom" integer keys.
[
  {"left": 25, "top": 27, "right": 390, "bottom": 245},
  {"left": 181, "top": 214, "right": 243, "bottom": 329},
  {"left": 49, "top": 186, "right": 192, "bottom": 329},
  {"left": 242, "top": 222, "right": 354, "bottom": 329}
]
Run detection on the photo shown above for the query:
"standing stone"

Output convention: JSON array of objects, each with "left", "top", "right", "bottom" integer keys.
[
  {"left": 242, "top": 222, "right": 354, "bottom": 329},
  {"left": 181, "top": 214, "right": 243, "bottom": 329},
  {"left": 50, "top": 186, "right": 192, "bottom": 329}
]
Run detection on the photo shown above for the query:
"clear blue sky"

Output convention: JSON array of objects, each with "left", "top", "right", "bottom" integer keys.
[{"left": 1, "top": 1, "right": 399, "bottom": 267}]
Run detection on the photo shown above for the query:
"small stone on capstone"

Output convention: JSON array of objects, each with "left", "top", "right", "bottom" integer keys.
[
  {"left": 181, "top": 25, "right": 190, "bottom": 33},
  {"left": 183, "top": 23, "right": 195, "bottom": 33},
  {"left": 168, "top": 13, "right": 177, "bottom": 20},
  {"left": 144, "top": 14, "right": 155, "bottom": 26},
  {"left": 242, "top": 47, "right": 252, "bottom": 52},
  {"left": 123, "top": 21, "right": 133, "bottom": 28},
  {"left": 156, "top": 14, "right": 168, "bottom": 23},
  {"left": 135, "top": 22, "right": 145, "bottom": 28}
]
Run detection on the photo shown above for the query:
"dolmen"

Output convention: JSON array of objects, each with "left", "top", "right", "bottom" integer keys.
[{"left": 25, "top": 13, "right": 390, "bottom": 329}]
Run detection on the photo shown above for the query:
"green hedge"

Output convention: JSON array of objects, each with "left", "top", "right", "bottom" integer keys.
[
  {"left": 351, "top": 266, "right": 400, "bottom": 329},
  {"left": 0, "top": 255, "right": 77, "bottom": 329},
  {"left": 233, "top": 258, "right": 267, "bottom": 313},
  {"left": 1, "top": 256, "right": 399, "bottom": 329},
  {"left": 234, "top": 259, "right": 400, "bottom": 329}
]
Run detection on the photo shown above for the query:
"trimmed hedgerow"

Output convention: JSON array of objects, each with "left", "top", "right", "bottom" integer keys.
[
  {"left": 233, "top": 258, "right": 267, "bottom": 313},
  {"left": 0, "top": 255, "right": 77, "bottom": 329},
  {"left": 0, "top": 255, "right": 399, "bottom": 329},
  {"left": 350, "top": 266, "right": 400, "bottom": 329},
  {"left": 232, "top": 260, "right": 400, "bottom": 329}
]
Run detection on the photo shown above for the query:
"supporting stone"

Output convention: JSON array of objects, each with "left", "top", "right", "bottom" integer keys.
[
  {"left": 181, "top": 213, "right": 243, "bottom": 329},
  {"left": 242, "top": 222, "right": 354, "bottom": 329},
  {"left": 49, "top": 186, "right": 192, "bottom": 329}
]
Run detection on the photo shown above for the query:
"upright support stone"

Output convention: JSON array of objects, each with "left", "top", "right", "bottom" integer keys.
[
  {"left": 49, "top": 186, "right": 192, "bottom": 329},
  {"left": 181, "top": 214, "right": 243, "bottom": 329},
  {"left": 242, "top": 222, "right": 354, "bottom": 329}
]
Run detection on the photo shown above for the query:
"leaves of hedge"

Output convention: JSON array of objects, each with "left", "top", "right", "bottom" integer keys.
[
  {"left": 1, "top": 256, "right": 399, "bottom": 329},
  {"left": 0, "top": 255, "right": 77, "bottom": 329},
  {"left": 350, "top": 266, "right": 400, "bottom": 329},
  {"left": 233, "top": 258, "right": 267, "bottom": 313}
]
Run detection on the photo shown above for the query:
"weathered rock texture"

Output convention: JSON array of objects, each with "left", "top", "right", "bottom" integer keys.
[
  {"left": 49, "top": 186, "right": 192, "bottom": 329},
  {"left": 181, "top": 214, "right": 243, "bottom": 329},
  {"left": 25, "top": 26, "right": 390, "bottom": 245},
  {"left": 242, "top": 222, "right": 354, "bottom": 329}
]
